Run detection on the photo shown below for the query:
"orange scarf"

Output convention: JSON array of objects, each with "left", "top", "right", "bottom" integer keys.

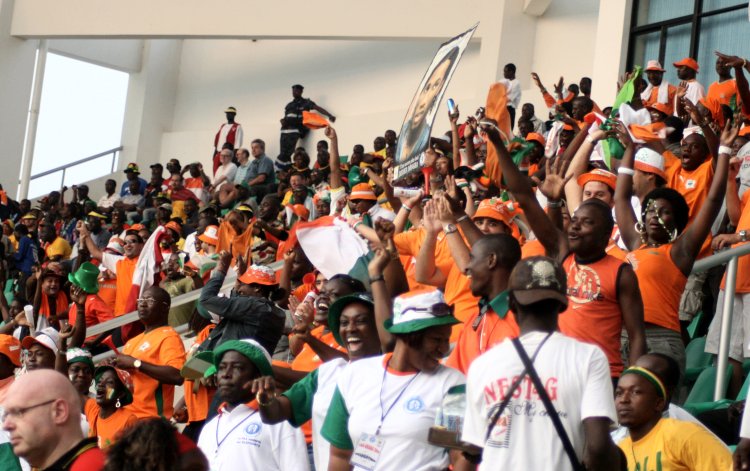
[{"left": 40, "top": 292, "right": 69, "bottom": 317}]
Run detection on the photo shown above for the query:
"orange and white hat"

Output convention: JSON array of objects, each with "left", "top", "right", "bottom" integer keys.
[
  {"left": 238, "top": 264, "right": 278, "bottom": 286},
  {"left": 197, "top": 225, "right": 219, "bottom": 246},
  {"left": 0, "top": 334, "right": 21, "bottom": 367},
  {"left": 21, "top": 327, "right": 60, "bottom": 355},
  {"left": 634, "top": 147, "right": 667, "bottom": 180},
  {"left": 645, "top": 60, "right": 665, "bottom": 72},
  {"left": 525, "top": 132, "right": 546, "bottom": 147},
  {"left": 105, "top": 237, "right": 125, "bottom": 256},
  {"left": 350, "top": 183, "right": 377, "bottom": 201},
  {"left": 673, "top": 57, "right": 699, "bottom": 72},
  {"left": 577, "top": 168, "right": 617, "bottom": 192},
  {"left": 646, "top": 102, "right": 671, "bottom": 116},
  {"left": 473, "top": 198, "right": 522, "bottom": 239}
]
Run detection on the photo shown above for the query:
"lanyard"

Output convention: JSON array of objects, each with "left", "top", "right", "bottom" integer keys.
[
  {"left": 215, "top": 408, "right": 257, "bottom": 449},
  {"left": 376, "top": 359, "right": 420, "bottom": 435}
]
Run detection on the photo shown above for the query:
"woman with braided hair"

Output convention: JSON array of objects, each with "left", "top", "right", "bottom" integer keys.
[{"left": 613, "top": 119, "right": 738, "bottom": 376}]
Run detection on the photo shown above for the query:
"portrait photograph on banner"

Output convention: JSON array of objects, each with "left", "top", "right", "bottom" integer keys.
[{"left": 393, "top": 24, "right": 477, "bottom": 183}]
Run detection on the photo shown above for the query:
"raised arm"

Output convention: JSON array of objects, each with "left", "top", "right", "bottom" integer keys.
[
  {"left": 683, "top": 98, "right": 719, "bottom": 166},
  {"left": 672, "top": 119, "right": 737, "bottom": 275},
  {"left": 715, "top": 52, "right": 750, "bottom": 117},
  {"left": 325, "top": 126, "right": 343, "bottom": 190},
  {"left": 313, "top": 104, "right": 335, "bottom": 122},
  {"left": 449, "top": 105, "right": 461, "bottom": 169},
  {"left": 612, "top": 123, "right": 642, "bottom": 251},
  {"left": 76, "top": 221, "right": 103, "bottom": 261},
  {"left": 368, "top": 242, "right": 395, "bottom": 353},
  {"left": 414, "top": 201, "right": 448, "bottom": 287},
  {"left": 562, "top": 124, "right": 598, "bottom": 210},
  {"left": 480, "top": 121, "right": 568, "bottom": 259}
]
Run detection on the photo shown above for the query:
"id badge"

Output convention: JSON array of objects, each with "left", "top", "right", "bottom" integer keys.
[{"left": 351, "top": 432, "right": 385, "bottom": 470}]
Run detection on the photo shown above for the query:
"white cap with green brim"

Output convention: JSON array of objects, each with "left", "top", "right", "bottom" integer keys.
[{"left": 384, "top": 289, "right": 459, "bottom": 334}]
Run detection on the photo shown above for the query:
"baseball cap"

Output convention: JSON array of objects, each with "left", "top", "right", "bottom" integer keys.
[
  {"left": 350, "top": 183, "right": 377, "bottom": 201},
  {"left": 525, "top": 132, "right": 546, "bottom": 147},
  {"left": 212, "top": 339, "right": 274, "bottom": 377},
  {"left": 508, "top": 256, "right": 568, "bottom": 308},
  {"left": 158, "top": 203, "right": 173, "bottom": 212},
  {"left": 646, "top": 102, "right": 671, "bottom": 117},
  {"left": 327, "top": 293, "right": 374, "bottom": 346},
  {"left": 384, "top": 289, "right": 459, "bottom": 334},
  {"left": 124, "top": 163, "right": 140, "bottom": 174},
  {"left": 87, "top": 211, "right": 107, "bottom": 220},
  {"left": 0, "top": 334, "right": 21, "bottom": 367},
  {"left": 238, "top": 265, "right": 278, "bottom": 286},
  {"left": 634, "top": 147, "right": 667, "bottom": 180},
  {"left": 164, "top": 221, "right": 182, "bottom": 235},
  {"left": 645, "top": 60, "right": 665, "bottom": 72},
  {"left": 673, "top": 57, "right": 699, "bottom": 72},
  {"left": 21, "top": 327, "right": 60, "bottom": 355},
  {"left": 577, "top": 168, "right": 617, "bottom": 192},
  {"left": 198, "top": 225, "right": 219, "bottom": 246},
  {"left": 149, "top": 163, "right": 163, "bottom": 171}
]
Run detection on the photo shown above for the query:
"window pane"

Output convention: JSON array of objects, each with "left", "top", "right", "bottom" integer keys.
[
  {"left": 703, "top": 0, "right": 746, "bottom": 12},
  {"left": 661, "top": 23, "right": 692, "bottom": 85},
  {"left": 697, "top": 9, "right": 750, "bottom": 87},
  {"left": 636, "top": 0, "right": 694, "bottom": 26},
  {"left": 631, "top": 31, "right": 661, "bottom": 71},
  {"left": 30, "top": 53, "right": 128, "bottom": 198}
]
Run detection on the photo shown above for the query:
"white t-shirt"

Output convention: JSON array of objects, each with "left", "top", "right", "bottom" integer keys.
[
  {"left": 462, "top": 331, "right": 616, "bottom": 471},
  {"left": 213, "top": 162, "right": 238, "bottom": 190},
  {"left": 312, "top": 358, "right": 347, "bottom": 471},
  {"left": 198, "top": 402, "right": 309, "bottom": 471},
  {"left": 322, "top": 353, "right": 465, "bottom": 470},
  {"left": 97, "top": 193, "right": 120, "bottom": 209}
]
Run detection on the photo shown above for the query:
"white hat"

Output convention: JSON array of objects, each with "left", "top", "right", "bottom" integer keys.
[
  {"left": 634, "top": 147, "right": 667, "bottom": 180},
  {"left": 385, "top": 289, "right": 459, "bottom": 334},
  {"left": 21, "top": 327, "right": 60, "bottom": 355},
  {"left": 645, "top": 60, "right": 665, "bottom": 72}
]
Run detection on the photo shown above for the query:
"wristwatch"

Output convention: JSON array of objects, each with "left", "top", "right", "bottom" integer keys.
[
  {"left": 740, "top": 230, "right": 748, "bottom": 242},
  {"left": 443, "top": 223, "right": 458, "bottom": 235},
  {"left": 133, "top": 359, "right": 142, "bottom": 370}
]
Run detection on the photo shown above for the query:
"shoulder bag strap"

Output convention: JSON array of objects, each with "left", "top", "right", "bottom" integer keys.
[{"left": 511, "top": 337, "right": 584, "bottom": 471}]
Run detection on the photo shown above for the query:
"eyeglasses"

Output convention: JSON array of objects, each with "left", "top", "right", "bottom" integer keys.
[
  {"left": 136, "top": 297, "right": 168, "bottom": 306},
  {"left": 1, "top": 399, "right": 56, "bottom": 422},
  {"left": 402, "top": 303, "right": 453, "bottom": 318}
]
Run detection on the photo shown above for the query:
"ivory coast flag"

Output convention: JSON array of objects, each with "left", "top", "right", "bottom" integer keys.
[
  {"left": 295, "top": 216, "right": 372, "bottom": 284},
  {"left": 483, "top": 81, "right": 513, "bottom": 188}
]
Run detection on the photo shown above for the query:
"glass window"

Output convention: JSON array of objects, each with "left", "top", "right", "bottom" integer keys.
[
  {"left": 29, "top": 53, "right": 128, "bottom": 199},
  {"left": 697, "top": 9, "right": 750, "bottom": 86},
  {"left": 662, "top": 23, "right": 692, "bottom": 85},
  {"left": 703, "top": 0, "right": 746, "bottom": 12},
  {"left": 635, "top": 0, "right": 694, "bottom": 26},
  {"left": 630, "top": 31, "right": 661, "bottom": 71}
]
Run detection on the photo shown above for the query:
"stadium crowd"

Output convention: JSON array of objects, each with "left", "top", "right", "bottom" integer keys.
[{"left": 3, "top": 52, "right": 750, "bottom": 471}]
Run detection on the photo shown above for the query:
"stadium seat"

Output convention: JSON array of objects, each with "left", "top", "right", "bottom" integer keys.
[
  {"left": 684, "top": 364, "right": 733, "bottom": 409},
  {"left": 684, "top": 336, "right": 714, "bottom": 384}
]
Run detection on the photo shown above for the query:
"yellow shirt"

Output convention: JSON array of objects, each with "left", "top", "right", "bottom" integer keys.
[
  {"left": 46, "top": 236, "right": 72, "bottom": 260},
  {"left": 617, "top": 418, "right": 731, "bottom": 471}
]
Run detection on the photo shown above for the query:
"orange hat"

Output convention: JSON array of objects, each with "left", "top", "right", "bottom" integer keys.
[
  {"left": 561, "top": 123, "right": 575, "bottom": 131},
  {"left": 164, "top": 221, "right": 182, "bottom": 234},
  {"left": 577, "top": 168, "right": 617, "bottom": 192},
  {"left": 646, "top": 102, "right": 671, "bottom": 116},
  {"left": 634, "top": 148, "right": 667, "bottom": 180},
  {"left": 645, "top": 60, "right": 665, "bottom": 72},
  {"left": 473, "top": 198, "right": 523, "bottom": 241},
  {"left": 740, "top": 126, "right": 750, "bottom": 137},
  {"left": 302, "top": 111, "right": 329, "bottom": 129},
  {"left": 698, "top": 96, "right": 725, "bottom": 128},
  {"left": 130, "top": 223, "right": 146, "bottom": 231},
  {"left": 350, "top": 183, "right": 377, "bottom": 201},
  {"left": 197, "top": 225, "right": 219, "bottom": 246},
  {"left": 238, "top": 265, "right": 278, "bottom": 286},
  {"left": 525, "top": 132, "right": 546, "bottom": 147},
  {"left": 0, "top": 334, "right": 21, "bottom": 367},
  {"left": 289, "top": 204, "right": 310, "bottom": 221},
  {"left": 673, "top": 57, "right": 699, "bottom": 72}
]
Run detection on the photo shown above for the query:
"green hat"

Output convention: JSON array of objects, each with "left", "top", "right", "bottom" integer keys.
[
  {"left": 68, "top": 262, "right": 100, "bottom": 294},
  {"left": 384, "top": 290, "right": 459, "bottom": 334},
  {"left": 66, "top": 348, "right": 94, "bottom": 371},
  {"left": 327, "top": 293, "right": 374, "bottom": 347},
  {"left": 212, "top": 339, "right": 273, "bottom": 378}
]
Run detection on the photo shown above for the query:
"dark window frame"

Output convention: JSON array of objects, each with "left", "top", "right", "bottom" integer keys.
[{"left": 627, "top": 0, "right": 747, "bottom": 71}]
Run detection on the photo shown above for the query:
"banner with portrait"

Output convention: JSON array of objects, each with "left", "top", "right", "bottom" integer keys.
[{"left": 393, "top": 24, "right": 478, "bottom": 182}]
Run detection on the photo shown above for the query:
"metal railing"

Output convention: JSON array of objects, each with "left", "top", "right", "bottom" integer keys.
[
  {"left": 29, "top": 146, "right": 123, "bottom": 196},
  {"left": 90, "top": 260, "right": 285, "bottom": 363},
  {"left": 690, "top": 242, "right": 750, "bottom": 401}
]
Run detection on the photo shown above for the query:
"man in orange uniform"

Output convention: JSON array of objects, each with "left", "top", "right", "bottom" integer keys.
[
  {"left": 113, "top": 286, "right": 185, "bottom": 418},
  {"left": 642, "top": 60, "right": 677, "bottom": 115},
  {"left": 707, "top": 56, "right": 738, "bottom": 107},
  {"left": 445, "top": 234, "right": 521, "bottom": 373}
]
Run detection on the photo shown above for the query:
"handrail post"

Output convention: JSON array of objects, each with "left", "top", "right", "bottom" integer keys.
[{"left": 715, "top": 256, "right": 738, "bottom": 401}]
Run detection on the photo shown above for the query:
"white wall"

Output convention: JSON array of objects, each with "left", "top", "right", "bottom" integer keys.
[{"left": 159, "top": 38, "right": 482, "bottom": 168}]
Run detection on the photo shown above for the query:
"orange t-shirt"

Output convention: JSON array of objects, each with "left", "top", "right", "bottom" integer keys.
[
  {"left": 69, "top": 294, "right": 115, "bottom": 330},
  {"left": 111, "top": 256, "right": 138, "bottom": 316},
  {"left": 560, "top": 254, "right": 627, "bottom": 377},
  {"left": 86, "top": 403, "right": 138, "bottom": 448},
  {"left": 445, "top": 292, "right": 519, "bottom": 374},
  {"left": 290, "top": 325, "right": 346, "bottom": 372},
  {"left": 721, "top": 191, "right": 750, "bottom": 293},
  {"left": 707, "top": 79, "right": 737, "bottom": 107},
  {"left": 217, "top": 219, "right": 254, "bottom": 261},
  {"left": 184, "top": 324, "right": 216, "bottom": 424},
  {"left": 626, "top": 244, "right": 686, "bottom": 332},
  {"left": 643, "top": 84, "right": 677, "bottom": 115},
  {"left": 665, "top": 154, "right": 714, "bottom": 259},
  {"left": 443, "top": 264, "right": 479, "bottom": 341},
  {"left": 98, "top": 277, "right": 117, "bottom": 312},
  {"left": 122, "top": 326, "right": 186, "bottom": 418}
]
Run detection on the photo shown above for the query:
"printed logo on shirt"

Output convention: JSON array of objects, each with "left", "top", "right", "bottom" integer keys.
[
  {"left": 566, "top": 264, "right": 603, "bottom": 305},
  {"left": 685, "top": 179, "right": 696, "bottom": 189},
  {"left": 404, "top": 396, "right": 424, "bottom": 413},
  {"left": 138, "top": 341, "right": 151, "bottom": 352},
  {"left": 245, "top": 423, "right": 262, "bottom": 436}
]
